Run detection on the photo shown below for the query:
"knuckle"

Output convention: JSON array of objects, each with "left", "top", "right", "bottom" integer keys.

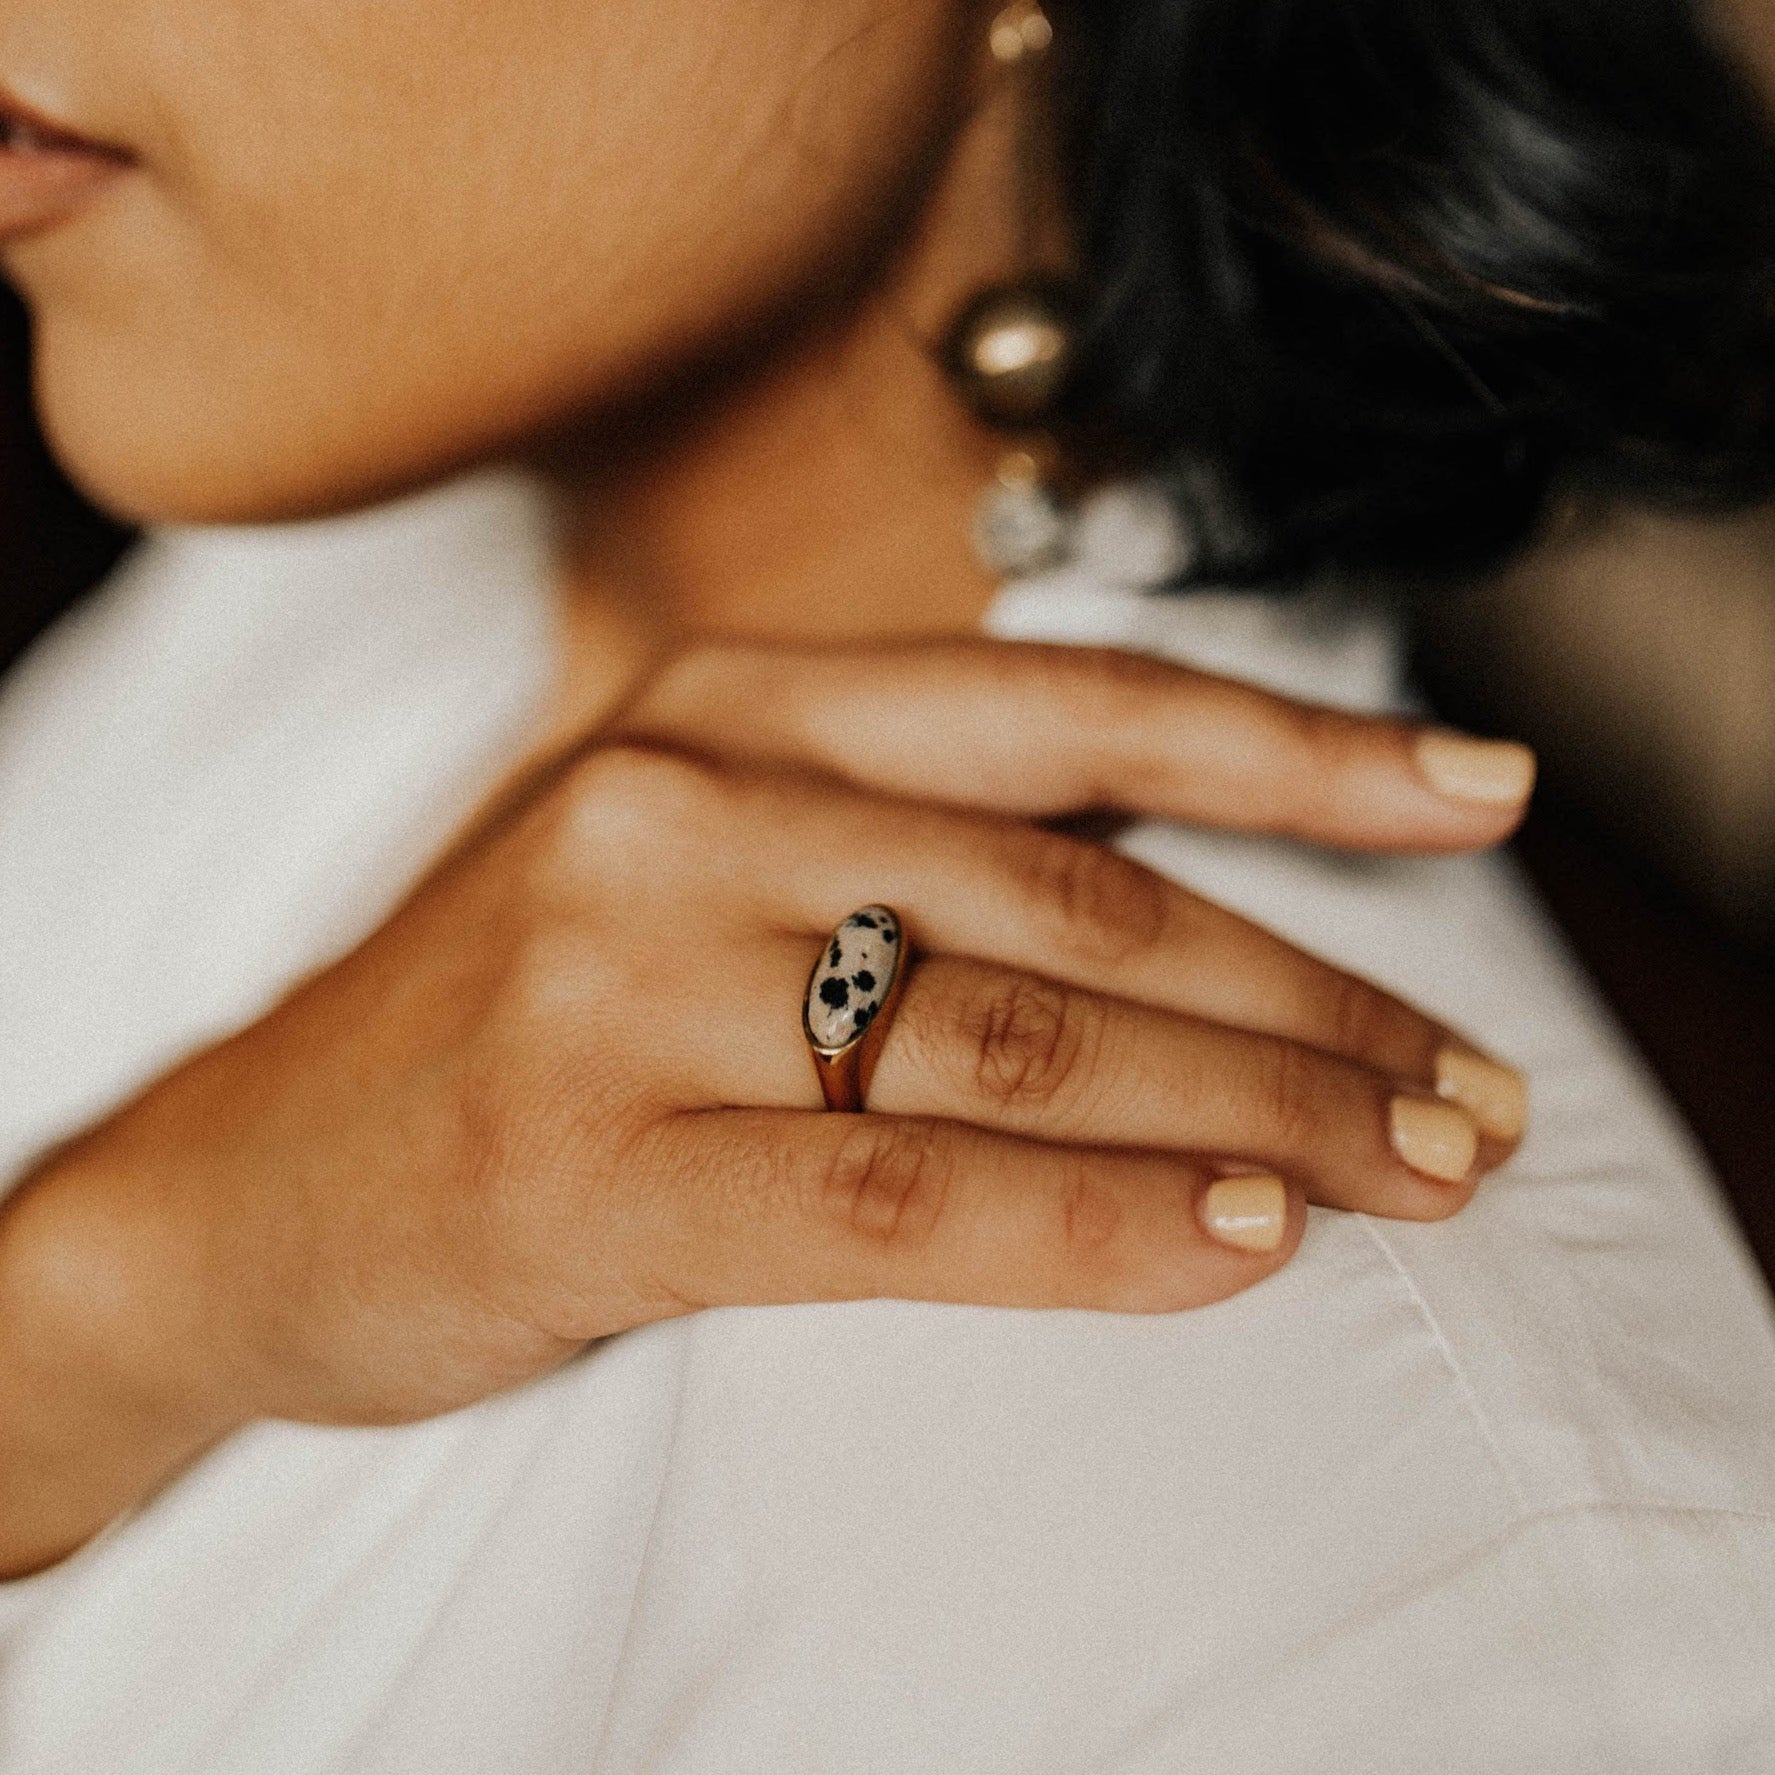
[
  {"left": 1320, "top": 973, "right": 1436, "bottom": 1080},
  {"left": 1323, "top": 971, "right": 1390, "bottom": 1058},
  {"left": 1057, "top": 1159, "right": 1126, "bottom": 1262},
  {"left": 1260, "top": 1040, "right": 1330, "bottom": 1150},
  {"left": 962, "top": 972, "right": 1103, "bottom": 1114},
  {"left": 1057, "top": 1161, "right": 1258, "bottom": 1314},
  {"left": 1271, "top": 691, "right": 1324, "bottom": 752},
  {"left": 1279, "top": 696, "right": 1358, "bottom": 772},
  {"left": 575, "top": 742, "right": 722, "bottom": 826},
  {"left": 549, "top": 744, "right": 726, "bottom": 877},
  {"left": 622, "top": 642, "right": 747, "bottom": 737},
  {"left": 493, "top": 923, "right": 611, "bottom": 1038},
  {"left": 451, "top": 1049, "right": 573, "bottom": 1237},
  {"left": 1224, "top": 696, "right": 1333, "bottom": 829},
  {"left": 1053, "top": 644, "right": 1167, "bottom": 731},
  {"left": 453, "top": 1064, "right": 520, "bottom": 1208},
  {"left": 1019, "top": 834, "right": 1173, "bottom": 968},
  {"left": 819, "top": 1119, "right": 954, "bottom": 1251},
  {"left": 648, "top": 638, "right": 728, "bottom": 700}
]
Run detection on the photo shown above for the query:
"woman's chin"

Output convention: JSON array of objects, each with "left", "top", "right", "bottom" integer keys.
[
  {"left": 40, "top": 441, "right": 320, "bottom": 531},
  {"left": 31, "top": 346, "right": 471, "bottom": 530}
]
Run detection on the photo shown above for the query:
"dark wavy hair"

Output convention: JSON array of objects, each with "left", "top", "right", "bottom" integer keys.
[{"left": 1061, "top": 0, "right": 1775, "bottom": 585}]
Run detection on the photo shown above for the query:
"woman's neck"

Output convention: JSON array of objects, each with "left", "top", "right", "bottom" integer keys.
[
  {"left": 552, "top": 296, "right": 1008, "bottom": 648},
  {"left": 530, "top": 60, "right": 1063, "bottom": 740}
]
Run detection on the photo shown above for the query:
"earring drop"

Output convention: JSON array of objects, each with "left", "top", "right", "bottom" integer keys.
[
  {"left": 990, "top": 0, "right": 1054, "bottom": 65},
  {"left": 942, "top": 279, "right": 1080, "bottom": 576},
  {"left": 944, "top": 0, "right": 1077, "bottom": 578},
  {"left": 972, "top": 444, "right": 1072, "bottom": 577}
]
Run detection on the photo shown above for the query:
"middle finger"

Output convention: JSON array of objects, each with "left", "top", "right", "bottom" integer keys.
[{"left": 726, "top": 776, "right": 1526, "bottom": 1148}]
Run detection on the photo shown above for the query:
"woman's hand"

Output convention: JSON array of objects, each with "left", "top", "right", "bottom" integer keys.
[{"left": 0, "top": 639, "right": 1532, "bottom": 1575}]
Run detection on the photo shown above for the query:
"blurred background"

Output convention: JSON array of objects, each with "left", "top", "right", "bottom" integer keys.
[{"left": 4, "top": 281, "right": 1771, "bottom": 1278}]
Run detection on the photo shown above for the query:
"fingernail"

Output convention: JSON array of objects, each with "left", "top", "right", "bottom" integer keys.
[
  {"left": 1200, "top": 1175, "right": 1289, "bottom": 1254},
  {"left": 1415, "top": 731, "right": 1537, "bottom": 807},
  {"left": 1435, "top": 1045, "right": 1528, "bottom": 1143},
  {"left": 1388, "top": 1096, "right": 1479, "bottom": 1184}
]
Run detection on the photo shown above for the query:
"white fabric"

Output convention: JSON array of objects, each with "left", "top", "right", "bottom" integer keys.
[{"left": 3, "top": 474, "right": 1775, "bottom": 1773}]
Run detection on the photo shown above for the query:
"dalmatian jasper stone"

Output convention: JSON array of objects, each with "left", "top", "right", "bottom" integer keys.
[{"left": 804, "top": 906, "right": 903, "bottom": 1052}]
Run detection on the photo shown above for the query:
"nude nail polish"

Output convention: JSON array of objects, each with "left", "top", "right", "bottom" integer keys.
[
  {"left": 1415, "top": 731, "right": 1537, "bottom": 807},
  {"left": 1435, "top": 1045, "right": 1528, "bottom": 1143},
  {"left": 1200, "top": 1175, "right": 1288, "bottom": 1254},
  {"left": 1388, "top": 1096, "right": 1479, "bottom": 1184}
]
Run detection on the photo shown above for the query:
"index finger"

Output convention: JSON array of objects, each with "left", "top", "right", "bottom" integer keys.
[{"left": 617, "top": 638, "right": 1535, "bottom": 854}]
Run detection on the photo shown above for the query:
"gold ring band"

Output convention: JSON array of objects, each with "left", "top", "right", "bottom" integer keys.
[{"left": 803, "top": 905, "right": 909, "bottom": 1113}]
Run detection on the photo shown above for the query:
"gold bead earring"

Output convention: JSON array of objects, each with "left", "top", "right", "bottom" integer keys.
[{"left": 942, "top": 0, "right": 1079, "bottom": 577}]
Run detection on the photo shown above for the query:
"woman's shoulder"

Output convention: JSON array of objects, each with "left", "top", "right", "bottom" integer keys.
[
  {"left": 1121, "top": 751, "right": 1775, "bottom": 1522},
  {"left": 994, "top": 520, "right": 1775, "bottom": 1520}
]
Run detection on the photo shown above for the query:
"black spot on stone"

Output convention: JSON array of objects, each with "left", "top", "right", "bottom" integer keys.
[
  {"left": 851, "top": 970, "right": 876, "bottom": 994},
  {"left": 854, "top": 1006, "right": 873, "bottom": 1031},
  {"left": 828, "top": 938, "right": 843, "bottom": 968},
  {"left": 880, "top": 925, "right": 897, "bottom": 943},
  {"left": 849, "top": 913, "right": 878, "bottom": 929},
  {"left": 819, "top": 977, "right": 850, "bottom": 1010}
]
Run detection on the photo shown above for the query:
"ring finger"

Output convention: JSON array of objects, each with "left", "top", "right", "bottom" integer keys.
[
  {"left": 694, "top": 939, "right": 1488, "bottom": 1222},
  {"left": 726, "top": 779, "right": 1526, "bottom": 1149}
]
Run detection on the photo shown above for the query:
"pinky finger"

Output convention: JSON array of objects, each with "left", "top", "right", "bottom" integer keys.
[{"left": 622, "top": 1109, "right": 1305, "bottom": 1319}]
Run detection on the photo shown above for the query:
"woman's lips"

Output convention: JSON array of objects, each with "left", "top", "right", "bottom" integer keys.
[{"left": 0, "top": 92, "right": 131, "bottom": 241}]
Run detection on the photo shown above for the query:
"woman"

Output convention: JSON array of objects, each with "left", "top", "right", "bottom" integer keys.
[{"left": 2, "top": 0, "right": 1774, "bottom": 1767}]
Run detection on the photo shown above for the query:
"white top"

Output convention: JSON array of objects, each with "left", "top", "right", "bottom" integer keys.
[{"left": 3, "top": 474, "right": 1775, "bottom": 1774}]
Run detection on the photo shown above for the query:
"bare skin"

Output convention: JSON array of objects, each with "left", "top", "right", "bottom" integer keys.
[
  {"left": 0, "top": 646, "right": 1531, "bottom": 1576},
  {"left": 0, "top": 0, "right": 1537, "bottom": 1576}
]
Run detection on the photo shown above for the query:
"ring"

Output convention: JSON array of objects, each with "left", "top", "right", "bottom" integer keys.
[{"left": 803, "top": 905, "right": 910, "bottom": 1112}]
